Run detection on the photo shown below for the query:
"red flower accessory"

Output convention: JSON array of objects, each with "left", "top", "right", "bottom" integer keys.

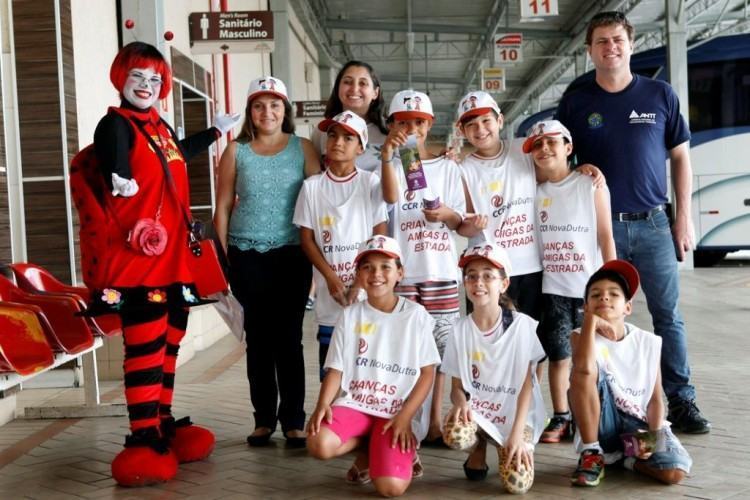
[
  {"left": 147, "top": 289, "right": 167, "bottom": 303},
  {"left": 129, "top": 218, "right": 168, "bottom": 256}
]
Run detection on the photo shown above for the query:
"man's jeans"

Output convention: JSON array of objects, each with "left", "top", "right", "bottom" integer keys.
[{"left": 611, "top": 210, "right": 695, "bottom": 401}]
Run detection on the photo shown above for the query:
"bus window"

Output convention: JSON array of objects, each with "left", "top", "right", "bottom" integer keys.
[{"left": 688, "top": 59, "right": 750, "bottom": 133}]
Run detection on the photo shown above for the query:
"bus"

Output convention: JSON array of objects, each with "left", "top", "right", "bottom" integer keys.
[{"left": 516, "top": 34, "right": 750, "bottom": 266}]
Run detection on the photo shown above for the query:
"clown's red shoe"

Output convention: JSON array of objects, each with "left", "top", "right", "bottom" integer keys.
[
  {"left": 162, "top": 416, "right": 216, "bottom": 463},
  {"left": 111, "top": 428, "right": 178, "bottom": 487}
]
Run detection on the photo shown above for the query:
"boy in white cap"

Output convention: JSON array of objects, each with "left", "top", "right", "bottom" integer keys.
[
  {"left": 307, "top": 235, "right": 440, "bottom": 498},
  {"left": 379, "top": 89, "right": 466, "bottom": 444},
  {"left": 570, "top": 260, "right": 692, "bottom": 487},
  {"left": 294, "top": 111, "right": 388, "bottom": 379},
  {"left": 455, "top": 92, "right": 604, "bottom": 322},
  {"left": 455, "top": 91, "right": 544, "bottom": 325},
  {"left": 524, "top": 120, "right": 616, "bottom": 444},
  {"left": 441, "top": 242, "right": 546, "bottom": 494}
]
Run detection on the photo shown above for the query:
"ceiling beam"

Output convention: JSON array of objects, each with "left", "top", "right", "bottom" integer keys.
[
  {"left": 504, "top": 0, "right": 643, "bottom": 122},
  {"left": 459, "top": 0, "right": 509, "bottom": 99},
  {"left": 324, "top": 18, "right": 569, "bottom": 39},
  {"left": 288, "top": 0, "right": 341, "bottom": 67},
  {"left": 380, "top": 74, "right": 523, "bottom": 86}
]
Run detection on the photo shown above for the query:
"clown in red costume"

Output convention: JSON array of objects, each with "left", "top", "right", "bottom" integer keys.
[{"left": 75, "top": 42, "right": 239, "bottom": 487}]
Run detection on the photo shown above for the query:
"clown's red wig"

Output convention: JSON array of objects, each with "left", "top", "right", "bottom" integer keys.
[{"left": 110, "top": 42, "right": 172, "bottom": 99}]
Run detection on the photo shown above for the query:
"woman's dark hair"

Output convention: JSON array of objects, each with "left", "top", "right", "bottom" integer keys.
[
  {"left": 235, "top": 96, "right": 295, "bottom": 143},
  {"left": 325, "top": 61, "right": 387, "bottom": 135}
]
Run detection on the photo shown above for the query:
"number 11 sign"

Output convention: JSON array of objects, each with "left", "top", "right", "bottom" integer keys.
[{"left": 521, "top": 0, "right": 558, "bottom": 18}]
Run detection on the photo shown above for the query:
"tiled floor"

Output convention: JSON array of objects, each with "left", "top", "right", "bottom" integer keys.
[{"left": 1, "top": 263, "right": 749, "bottom": 499}]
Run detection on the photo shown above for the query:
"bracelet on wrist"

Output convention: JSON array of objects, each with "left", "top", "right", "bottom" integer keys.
[{"left": 382, "top": 155, "right": 393, "bottom": 163}]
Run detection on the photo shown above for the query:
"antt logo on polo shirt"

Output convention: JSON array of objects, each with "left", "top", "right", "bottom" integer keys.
[{"left": 628, "top": 109, "right": 657, "bottom": 124}]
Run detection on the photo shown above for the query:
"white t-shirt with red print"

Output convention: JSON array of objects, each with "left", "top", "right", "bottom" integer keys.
[
  {"left": 460, "top": 140, "right": 541, "bottom": 277},
  {"left": 325, "top": 297, "right": 441, "bottom": 440},
  {"left": 442, "top": 311, "right": 546, "bottom": 446},
  {"left": 293, "top": 169, "right": 387, "bottom": 326}
]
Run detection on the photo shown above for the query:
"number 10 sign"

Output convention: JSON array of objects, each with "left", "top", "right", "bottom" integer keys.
[
  {"left": 521, "top": 0, "right": 559, "bottom": 18},
  {"left": 481, "top": 68, "right": 506, "bottom": 94}
]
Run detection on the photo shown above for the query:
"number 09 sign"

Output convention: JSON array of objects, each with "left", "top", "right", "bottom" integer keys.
[{"left": 481, "top": 68, "right": 506, "bottom": 94}]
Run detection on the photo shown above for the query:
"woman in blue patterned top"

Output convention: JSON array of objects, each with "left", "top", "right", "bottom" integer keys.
[{"left": 214, "top": 76, "right": 320, "bottom": 448}]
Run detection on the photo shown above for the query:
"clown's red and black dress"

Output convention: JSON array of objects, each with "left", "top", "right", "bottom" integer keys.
[{"left": 73, "top": 102, "right": 220, "bottom": 467}]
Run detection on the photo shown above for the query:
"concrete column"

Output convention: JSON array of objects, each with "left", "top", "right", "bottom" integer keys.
[
  {"left": 119, "top": 0, "right": 166, "bottom": 54},
  {"left": 665, "top": 0, "right": 689, "bottom": 123},
  {"left": 269, "top": 0, "right": 292, "bottom": 96},
  {"left": 665, "top": 0, "right": 693, "bottom": 269}
]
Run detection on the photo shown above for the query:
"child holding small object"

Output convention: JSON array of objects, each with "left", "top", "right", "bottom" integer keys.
[
  {"left": 379, "top": 89, "right": 466, "bottom": 445},
  {"left": 441, "top": 243, "right": 546, "bottom": 494},
  {"left": 569, "top": 260, "right": 692, "bottom": 487}
]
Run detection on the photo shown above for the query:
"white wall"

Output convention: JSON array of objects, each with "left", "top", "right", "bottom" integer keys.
[{"left": 72, "top": 1, "right": 120, "bottom": 147}]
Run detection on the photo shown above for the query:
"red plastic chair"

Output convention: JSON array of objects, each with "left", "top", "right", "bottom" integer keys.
[
  {"left": 0, "top": 303, "right": 55, "bottom": 375},
  {"left": 10, "top": 263, "right": 122, "bottom": 337},
  {"left": 0, "top": 275, "right": 94, "bottom": 355}
]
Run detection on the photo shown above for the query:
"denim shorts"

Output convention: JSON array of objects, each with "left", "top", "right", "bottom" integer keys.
[
  {"left": 538, "top": 294, "right": 583, "bottom": 361},
  {"left": 597, "top": 373, "right": 692, "bottom": 473}
]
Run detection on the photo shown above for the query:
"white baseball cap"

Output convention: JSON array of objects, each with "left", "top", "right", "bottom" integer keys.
[
  {"left": 388, "top": 89, "right": 434, "bottom": 120},
  {"left": 318, "top": 111, "right": 369, "bottom": 149},
  {"left": 522, "top": 119, "right": 572, "bottom": 153},
  {"left": 247, "top": 76, "right": 289, "bottom": 103},
  {"left": 458, "top": 242, "right": 513, "bottom": 275},
  {"left": 456, "top": 91, "right": 501, "bottom": 124},
  {"left": 354, "top": 235, "right": 403, "bottom": 266}
]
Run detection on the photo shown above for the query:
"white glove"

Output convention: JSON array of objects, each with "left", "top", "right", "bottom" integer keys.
[
  {"left": 214, "top": 112, "right": 242, "bottom": 135},
  {"left": 111, "top": 173, "right": 139, "bottom": 197}
]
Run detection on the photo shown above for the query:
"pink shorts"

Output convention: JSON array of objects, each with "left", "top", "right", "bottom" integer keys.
[{"left": 322, "top": 406, "right": 415, "bottom": 480}]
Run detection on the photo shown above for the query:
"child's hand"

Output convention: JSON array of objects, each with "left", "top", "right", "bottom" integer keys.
[
  {"left": 577, "top": 163, "right": 606, "bottom": 188},
  {"left": 306, "top": 404, "right": 332, "bottom": 436},
  {"left": 344, "top": 285, "right": 360, "bottom": 306},
  {"left": 325, "top": 274, "right": 348, "bottom": 306},
  {"left": 447, "top": 403, "right": 472, "bottom": 424},
  {"left": 383, "top": 412, "right": 417, "bottom": 453},
  {"left": 422, "top": 204, "right": 451, "bottom": 223},
  {"left": 503, "top": 433, "right": 533, "bottom": 472},
  {"left": 381, "top": 128, "right": 409, "bottom": 161},
  {"left": 444, "top": 146, "right": 462, "bottom": 164},
  {"left": 462, "top": 213, "right": 488, "bottom": 231},
  {"left": 587, "top": 312, "right": 618, "bottom": 341}
]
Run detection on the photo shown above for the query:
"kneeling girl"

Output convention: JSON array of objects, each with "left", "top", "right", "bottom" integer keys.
[
  {"left": 441, "top": 243, "right": 546, "bottom": 494},
  {"left": 307, "top": 235, "right": 440, "bottom": 497}
]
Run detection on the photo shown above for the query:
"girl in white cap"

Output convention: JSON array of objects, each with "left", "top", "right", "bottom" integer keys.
[
  {"left": 379, "top": 89, "right": 467, "bottom": 446},
  {"left": 441, "top": 243, "right": 546, "bottom": 494},
  {"left": 214, "top": 76, "right": 320, "bottom": 448},
  {"left": 307, "top": 235, "right": 440, "bottom": 498}
]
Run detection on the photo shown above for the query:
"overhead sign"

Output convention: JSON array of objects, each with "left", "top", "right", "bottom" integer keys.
[
  {"left": 494, "top": 33, "right": 523, "bottom": 64},
  {"left": 481, "top": 68, "right": 506, "bottom": 94},
  {"left": 295, "top": 100, "right": 327, "bottom": 119},
  {"left": 521, "top": 0, "right": 559, "bottom": 18},
  {"left": 189, "top": 11, "right": 274, "bottom": 54}
]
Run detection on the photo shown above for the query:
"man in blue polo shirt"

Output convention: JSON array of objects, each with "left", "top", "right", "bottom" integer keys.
[{"left": 556, "top": 11, "right": 710, "bottom": 434}]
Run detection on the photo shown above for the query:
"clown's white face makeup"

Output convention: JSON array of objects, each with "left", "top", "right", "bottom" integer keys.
[{"left": 123, "top": 67, "right": 163, "bottom": 109}]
